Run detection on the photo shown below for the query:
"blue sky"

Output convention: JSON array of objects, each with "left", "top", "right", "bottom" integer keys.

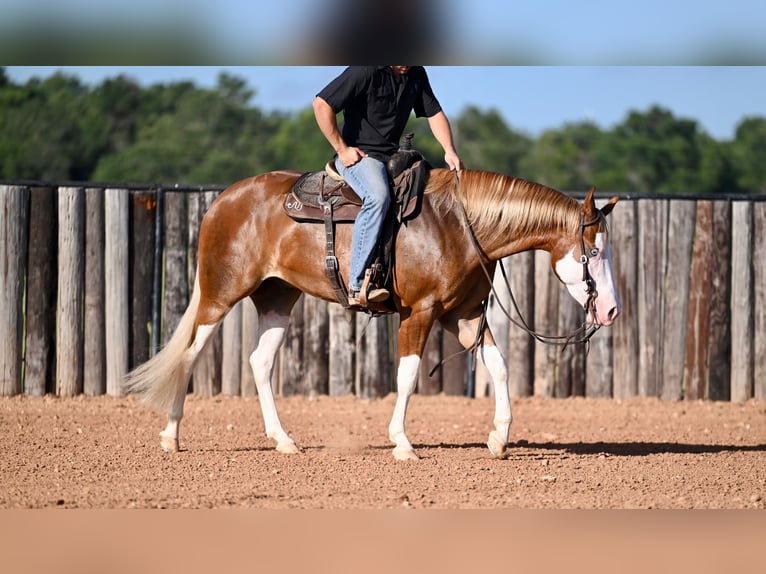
[
  {"left": 4, "top": 1, "right": 766, "bottom": 64},
  {"left": 6, "top": 66, "right": 765, "bottom": 141}
]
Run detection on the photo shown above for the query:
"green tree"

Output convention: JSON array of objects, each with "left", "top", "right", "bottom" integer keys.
[
  {"left": 605, "top": 106, "right": 712, "bottom": 193},
  {"left": 0, "top": 72, "right": 92, "bottom": 179},
  {"left": 729, "top": 117, "right": 766, "bottom": 194},
  {"left": 519, "top": 121, "right": 606, "bottom": 191}
]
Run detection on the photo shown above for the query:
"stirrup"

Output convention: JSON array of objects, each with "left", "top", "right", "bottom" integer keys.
[{"left": 361, "top": 268, "right": 389, "bottom": 304}]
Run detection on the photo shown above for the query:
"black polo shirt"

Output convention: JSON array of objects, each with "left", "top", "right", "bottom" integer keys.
[{"left": 316, "top": 66, "right": 443, "bottom": 161}]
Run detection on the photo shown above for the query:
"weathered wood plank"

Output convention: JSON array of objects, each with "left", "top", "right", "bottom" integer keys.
[
  {"left": 303, "top": 295, "right": 329, "bottom": 396},
  {"left": 611, "top": 200, "right": 638, "bottom": 399},
  {"left": 507, "top": 252, "right": 535, "bottom": 397},
  {"left": 660, "top": 200, "right": 695, "bottom": 400},
  {"left": 707, "top": 201, "right": 731, "bottom": 401},
  {"left": 730, "top": 201, "right": 754, "bottom": 402},
  {"left": 585, "top": 327, "right": 612, "bottom": 398},
  {"left": 24, "top": 187, "right": 56, "bottom": 396},
  {"left": 0, "top": 186, "right": 30, "bottom": 396},
  {"left": 753, "top": 202, "right": 766, "bottom": 401},
  {"left": 533, "top": 250, "right": 557, "bottom": 397},
  {"left": 684, "top": 201, "right": 713, "bottom": 400},
  {"left": 240, "top": 299, "right": 258, "bottom": 397},
  {"left": 356, "top": 314, "right": 392, "bottom": 399},
  {"left": 105, "top": 189, "right": 130, "bottom": 396},
  {"left": 56, "top": 187, "right": 85, "bottom": 397},
  {"left": 418, "top": 322, "right": 442, "bottom": 395},
  {"left": 162, "top": 191, "right": 188, "bottom": 346},
  {"left": 84, "top": 187, "right": 106, "bottom": 396},
  {"left": 221, "top": 301, "right": 243, "bottom": 396},
  {"left": 637, "top": 199, "right": 667, "bottom": 398},
  {"left": 441, "top": 330, "right": 467, "bottom": 396},
  {"left": 554, "top": 290, "right": 585, "bottom": 397},
  {"left": 129, "top": 190, "right": 156, "bottom": 369},
  {"left": 280, "top": 294, "right": 305, "bottom": 396},
  {"left": 329, "top": 304, "right": 356, "bottom": 396}
]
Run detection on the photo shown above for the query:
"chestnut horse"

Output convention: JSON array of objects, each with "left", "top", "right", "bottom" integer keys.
[{"left": 126, "top": 168, "right": 620, "bottom": 460}]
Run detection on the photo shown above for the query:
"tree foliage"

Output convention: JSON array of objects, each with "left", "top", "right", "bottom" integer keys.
[{"left": 1, "top": 68, "right": 763, "bottom": 194}]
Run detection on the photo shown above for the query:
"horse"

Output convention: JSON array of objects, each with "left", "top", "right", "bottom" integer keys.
[{"left": 125, "top": 168, "right": 620, "bottom": 460}]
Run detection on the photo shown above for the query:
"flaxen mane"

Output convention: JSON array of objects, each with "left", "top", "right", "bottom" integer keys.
[{"left": 425, "top": 169, "right": 605, "bottom": 246}]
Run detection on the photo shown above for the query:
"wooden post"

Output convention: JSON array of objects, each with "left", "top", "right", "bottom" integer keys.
[
  {"left": 280, "top": 294, "right": 305, "bottom": 396},
  {"left": 240, "top": 299, "right": 258, "bottom": 397},
  {"left": 730, "top": 201, "right": 754, "bottom": 402},
  {"left": 329, "top": 304, "right": 356, "bottom": 396},
  {"left": 303, "top": 295, "right": 329, "bottom": 396},
  {"left": 533, "top": 250, "right": 557, "bottom": 397},
  {"left": 84, "top": 188, "right": 106, "bottom": 396},
  {"left": 661, "top": 200, "right": 695, "bottom": 400},
  {"left": 129, "top": 190, "right": 156, "bottom": 369},
  {"left": 637, "top": 199, "right": 667, "bottom": 398},
  {"left": 162, "top": 191, "right": 188, "bottom": 345},
  {"left": 418, "top": 322, "right": 442, "bottom": 395},
  {"left": 105, "top": 188, "right": 129, "bottom": 396},
  {"left": 56, "top": 187, "right": 85, "bottom": 397},
  {"left": 684, "top": 201, "right": 713, "bottom": 400},
  {"left": 221, "top": 301, "right": 243, "bottom": 396},
  {"left": 586, "top": 327, "right": 612, "bottom": 398},
  {"left": 507, "top": 252, "right": 535, "bottom": 397},
  {"left": 554, "top": 291, "right": 585, "bottom": 397},
  {"left": 356, "top": 314, "right": 392, "bottom": 399},
  {"left": 24, "top": 187, "right": 56, "bottom": 396},
  {"left": 611, "top": 200, "right": 638, "bottom": 399},
  {"left": 441, "top": 330, "right": 467, "bottom": 396},
  {"left": 0, "top": 185, "right": 30, "bottom": 396},
  {"left": 707, "top": 201, "right": 731, "bottom": 401},
  {"left": 753, "top": 202, "right": 766, "bottom": 401}
]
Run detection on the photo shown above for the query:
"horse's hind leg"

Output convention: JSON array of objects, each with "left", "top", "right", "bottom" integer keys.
[
  {"left": 159, "top": 321, "right": 222, "bottom": 452},
  {"left": 248, "top": 281, "right": 302, "bottom": 454},
  {"left": 440, "top": 313, "right": 512, "bottom": 459}
]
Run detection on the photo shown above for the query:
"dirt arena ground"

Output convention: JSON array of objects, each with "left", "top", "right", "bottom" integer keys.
[{"left": 1, "top": 393, "right": 764, "bottom": 509}]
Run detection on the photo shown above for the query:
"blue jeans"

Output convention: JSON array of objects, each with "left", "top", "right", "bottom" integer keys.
[{"left": 335, "top": 156, "right": 391, "bottom": 292}]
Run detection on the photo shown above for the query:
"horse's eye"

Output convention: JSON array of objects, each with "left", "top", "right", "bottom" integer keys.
[{"left": 589, "top": 248, "right": 599, "bottom": 257}]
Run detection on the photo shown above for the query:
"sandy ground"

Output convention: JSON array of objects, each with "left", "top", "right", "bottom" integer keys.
[{"left": 1, "top": 393, "right": 764, "bottom": 509}]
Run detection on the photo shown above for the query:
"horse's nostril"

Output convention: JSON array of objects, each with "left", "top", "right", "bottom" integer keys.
[{"left": 608, "top": 306, "right": 619, "bottom": 321}]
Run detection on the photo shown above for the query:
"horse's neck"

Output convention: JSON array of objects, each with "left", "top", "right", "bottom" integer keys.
[{"left": 461, "top": 178, "right": 579, "bottom": 260}]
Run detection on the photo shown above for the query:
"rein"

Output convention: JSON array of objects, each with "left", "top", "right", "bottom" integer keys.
[{"left": 455, "top": 171, "right": 602, "bottom": 349}]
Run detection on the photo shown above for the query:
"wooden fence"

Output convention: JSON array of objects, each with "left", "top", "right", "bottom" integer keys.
[{"left": 1, "top": 183, "right": 764, "bottom": 402}]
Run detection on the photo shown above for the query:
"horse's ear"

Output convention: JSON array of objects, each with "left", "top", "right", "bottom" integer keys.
[
  {"left": 584, "top": 186, "right": 597, "bottom": 215},
  {"left": 600, "top": 196, "right": 619, "bottom": 217}
]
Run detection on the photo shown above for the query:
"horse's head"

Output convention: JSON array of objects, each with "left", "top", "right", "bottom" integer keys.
[{"left": 551, "top": 187, "right": 621, "bottom": 327}]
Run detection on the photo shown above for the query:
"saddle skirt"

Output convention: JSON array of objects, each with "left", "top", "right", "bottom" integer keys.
[{"left": 283, "top": 155, "right": 430, "bottom": 224}]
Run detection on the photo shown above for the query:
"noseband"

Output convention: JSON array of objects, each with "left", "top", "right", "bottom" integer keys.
[{"left": 579, "top": 213, "right": 602, "bottom": 326}]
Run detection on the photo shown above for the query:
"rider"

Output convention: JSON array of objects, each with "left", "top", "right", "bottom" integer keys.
[{"left": 313, "top": 66, "right": 463, "bottom": 307}]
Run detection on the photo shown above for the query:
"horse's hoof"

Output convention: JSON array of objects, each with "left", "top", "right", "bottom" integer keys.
[
  {"left": 160, "top": 435, "right": 179, "bottom": 453},
  {"left": 276, "top": 441, "right": 301, "bottom": 455},
  {"left": 392, "top": 447, "right": 420, "bottom": 461},
  {"left": 487, "top": 432, "right": 509, "bottom": 459}
]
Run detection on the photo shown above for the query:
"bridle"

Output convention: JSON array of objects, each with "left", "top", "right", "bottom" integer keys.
[
  {"left": 458, "top": 172, "right": 604, "bottom": 350},
  {"left": 427, "top": 173, "right": 604, "bottom": 379}
]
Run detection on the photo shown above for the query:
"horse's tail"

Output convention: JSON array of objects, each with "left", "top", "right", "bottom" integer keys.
[{"left": 124, "top": 273, "right": 201, "bottom": 412}]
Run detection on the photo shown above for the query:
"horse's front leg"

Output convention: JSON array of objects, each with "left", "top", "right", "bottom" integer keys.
[
  {"left": 388, "top": 311, "right": 434, "bottom": 461},
  {"left": 480, "top": 343, "right": 512, "bottom": 459},
  {"left": 388, "top": 355, "right": 422, "bottom": 460},
  {"left": 449, "top": 315, "right": 513, "bottom": 459}
]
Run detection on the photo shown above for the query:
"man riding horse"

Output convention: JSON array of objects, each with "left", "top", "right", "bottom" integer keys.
[{"left": 313, "top": 66, "right": 464, "bottom": 308}]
